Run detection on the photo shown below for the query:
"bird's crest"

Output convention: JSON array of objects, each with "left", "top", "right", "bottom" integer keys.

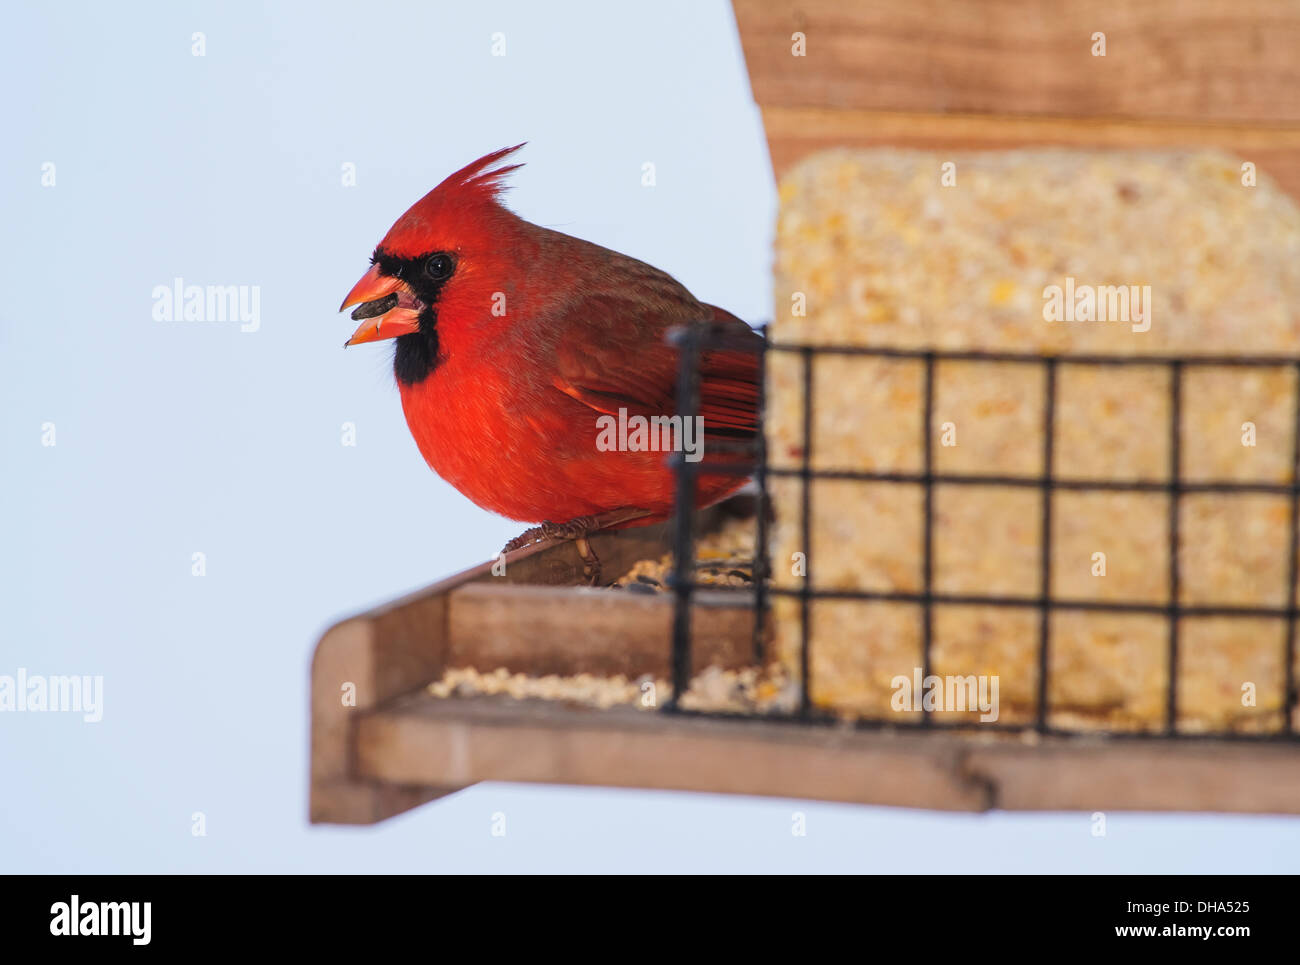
[
  {"left": 378, "top": 144, "right": 526, "bottom": 256},
  {"left": 442, "top": 143, "right": 526, "bottom": 202}
]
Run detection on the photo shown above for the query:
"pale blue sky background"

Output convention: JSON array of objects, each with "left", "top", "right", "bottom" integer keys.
[{"left": 2, "top": 0, "right": 1296, "bottom": 872}]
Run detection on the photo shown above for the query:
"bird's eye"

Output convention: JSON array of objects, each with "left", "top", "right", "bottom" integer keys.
[{"left": 424, "top": 253, "right": 455, "bottom": 281}]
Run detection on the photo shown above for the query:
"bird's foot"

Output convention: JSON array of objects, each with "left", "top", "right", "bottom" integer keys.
[
  {"left": 502, "top": 508, "right": 652, "bottom": 586},
  {"left": 502, "top": 515, "right": 602, "bottom": 553}
]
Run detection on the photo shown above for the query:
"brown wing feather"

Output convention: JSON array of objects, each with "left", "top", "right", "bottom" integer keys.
[{"left": 551, "top": 295, "right": 760, "bottom": 438}]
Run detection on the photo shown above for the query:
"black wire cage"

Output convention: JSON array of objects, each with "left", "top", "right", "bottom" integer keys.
[{"left": 666, "top": 322, "right": 1300, "bottom": 742}]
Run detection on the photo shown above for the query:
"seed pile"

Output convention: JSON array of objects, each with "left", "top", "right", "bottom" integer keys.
[
  {"left": 612, "top": 515, "right": 757, "bottom": 592},
  {"left": 427, "top": 664, "right": 797, "bottom": 714}
]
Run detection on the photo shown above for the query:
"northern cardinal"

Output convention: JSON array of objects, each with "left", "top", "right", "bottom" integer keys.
[{"left": 339, "top": 145, "right": 760, "bottom": 579}]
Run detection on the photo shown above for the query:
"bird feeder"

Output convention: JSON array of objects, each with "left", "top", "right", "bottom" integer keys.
[{"left": 311, "top": 0, "right": 1300, "bottom": 825}]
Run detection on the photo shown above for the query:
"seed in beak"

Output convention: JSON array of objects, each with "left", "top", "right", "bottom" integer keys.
[{"left": 350, "top": 293, "right": 399, "bottom": 321}]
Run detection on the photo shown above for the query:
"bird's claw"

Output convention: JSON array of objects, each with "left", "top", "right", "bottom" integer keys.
[
  {"left": 502, "top": 515, "right": 601, "bottom": 553},
  {"left": 501, "top": 520, "right": 603, "bottom": 584},
  {"left": 501, "top": 509, "right": 653, "bottom": 586}
]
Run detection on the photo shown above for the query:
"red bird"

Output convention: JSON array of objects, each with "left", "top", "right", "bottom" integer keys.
[{"left": 338, "top": 145, "right": 760, "bottom": 579}]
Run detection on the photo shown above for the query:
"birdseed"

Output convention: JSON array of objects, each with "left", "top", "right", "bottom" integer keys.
[{"left": 767, "top": 148, "right": 1300, "bottom": 733}]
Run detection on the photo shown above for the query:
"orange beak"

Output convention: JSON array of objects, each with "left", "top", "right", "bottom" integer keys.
[{"left": 338, "top": 265, "right": 422, "bottom": 346}]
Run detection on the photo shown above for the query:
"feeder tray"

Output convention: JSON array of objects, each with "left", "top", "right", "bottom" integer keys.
[{"left": 310, "top": 496, "right": 1300, "bottom": 825}]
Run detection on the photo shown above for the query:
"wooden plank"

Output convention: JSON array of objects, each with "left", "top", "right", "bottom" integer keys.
[
  {"left": 309, "top": 618, "right": 449, "bottom": 824},
  {"left": 309, "top": 501, "right": 746, "bottom": 823},
  {"left": 967, "top": 742, "right": 1300, "bottom": 813},
  {"left": 355, "top": 694, "right": 1300, "bottom": 815},
  {"left": 761, "top": 106, "right": 1300, "bottom": 198},
  {"left": 447, "top": 583, "right": 756, "bottom": 678},
  {"left": 310, "top": 536, "right": 567, "bottom": 824},
  {"left": 733, "top": 0, "right": 1300, "bottom": 123},
  {"left": 356, "top": 696, "right": 990, "bottom": 812}
]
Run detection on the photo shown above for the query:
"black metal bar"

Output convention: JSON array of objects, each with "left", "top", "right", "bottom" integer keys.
[
  {"left": 920, "top": 352, "right": 935, "bottom": 725},
  {"left": 763, "top": 467, "right": 1300, "bottom": 495},
  {"left": 1166, "top": 361, "right": 1183, "bottom": 733},
  {"left": 1286, "top": 362, "right": 1300, "bottom": 734},
  {"left": 757, "top": 585, "right": 1300, "bottom": 619},
  {"left": 763, "top": 342, "right": 1300, "bottom": 368},
  {"left": 799, "top": 347, "right": 814, "bottom": 717},
  {"left": 667, "top": 324, "right": 702, "bottom": 712},
  {"left": 752, "top": 328, "right": 770, "bottom": 665},
  {"left": 1036, "top": 359, "right": 1057, "bottom": 733},
  {"left": 675, "top": 579, "right": 1300, "bottom": 623}
]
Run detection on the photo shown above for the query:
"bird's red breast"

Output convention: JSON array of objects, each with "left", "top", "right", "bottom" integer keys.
[{"left": 339, "top": 145, "right": 760, "bottom": 526}]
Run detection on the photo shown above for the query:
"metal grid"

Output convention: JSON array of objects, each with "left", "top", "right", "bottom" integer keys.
[{"left": 667, "top": 323, "right": 1300, "bottom": 741}]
